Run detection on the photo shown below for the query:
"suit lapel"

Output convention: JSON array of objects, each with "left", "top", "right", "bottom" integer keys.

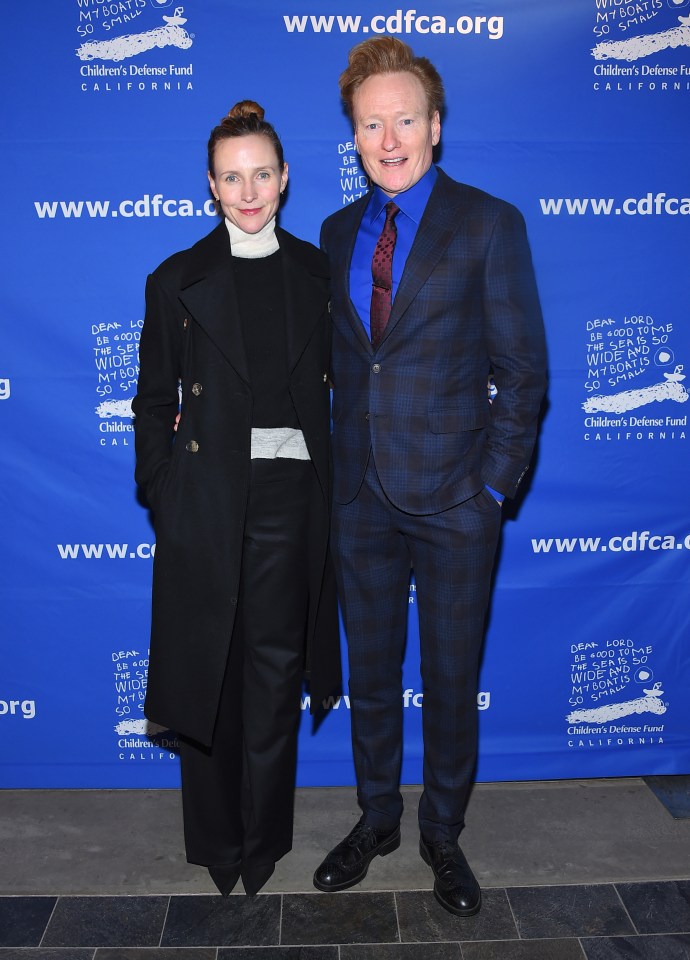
[
  {"left": 178, "top": 222, "right": 250, "bottom": 383},
  {"left": 381, "top": 171, "right": 464, "bottom": 344},
  {"left": 328, "top": 175, "right": 467, "bottom": 353},
  {"left": 331, "top": 196, "right": 373, "bottom": 355}
]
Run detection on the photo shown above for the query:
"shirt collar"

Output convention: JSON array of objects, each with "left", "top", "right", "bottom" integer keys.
[{"left": 367, "top": 164, "right": 437, "bottom": 225}]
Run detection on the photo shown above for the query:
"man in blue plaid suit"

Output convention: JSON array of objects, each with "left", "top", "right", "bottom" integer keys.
[{"left": 313, "top": 37, "right": 547, "bottom": 916}]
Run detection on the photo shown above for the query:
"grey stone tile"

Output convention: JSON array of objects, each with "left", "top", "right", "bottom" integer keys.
[
  {"left": 218, "top": 949, "right": 338, "bottom": 958},
  {"left": 0, "top": 899, "right": 57, "bottom": 948},
  {"left": 161, "top": 895, "right": 280, "bottom": 947},
  {"left": 42, "top": 897, "right": 168, "bottom": 948},
  {"left": 581, "top": 934, "right": 690, "bottom": 959},
  {"left": 341, "top": 944, "right": 462, "bottom": 958},
  {"left": 461, "top": 940, "right": 586, "bottom": 960},
  {"left": 616, "top": 881, "right": 690, "bottom": 934},
  {"left": 506, "top": 885, "right": 635, "bottom": 939},
  {"left": 281, "top": 893, "right": 398, "bottom": 945},
  {"left": 0, "top": 952, "right": 93, "bottom": 960},
  {"left": 396, "top": 889, "right": 517, "bottom": 943},
  {"left": 96, "top": 951, "right": 216, "bottom": 960}
]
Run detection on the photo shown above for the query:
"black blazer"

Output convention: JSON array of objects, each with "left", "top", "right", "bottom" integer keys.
[{"left": 133, "top": 222, "right": 340, "bottom": 746}]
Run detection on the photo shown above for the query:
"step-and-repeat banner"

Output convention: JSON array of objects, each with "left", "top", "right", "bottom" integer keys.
[{"left": 2, "top": 1, "right": 689, "bottom": 787}]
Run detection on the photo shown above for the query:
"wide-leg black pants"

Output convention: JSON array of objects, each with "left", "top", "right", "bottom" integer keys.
[{"left": 178, "top": 458, "right": 313, "bottom": 890}]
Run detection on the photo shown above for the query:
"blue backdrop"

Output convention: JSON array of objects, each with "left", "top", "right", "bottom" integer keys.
[{"left": 2, "top": 0, "right": 689, "bottom": 788}]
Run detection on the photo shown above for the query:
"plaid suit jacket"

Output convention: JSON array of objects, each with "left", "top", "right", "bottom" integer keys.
[{"left": 321, "top": 168, "right": 547, "bottom": 514}]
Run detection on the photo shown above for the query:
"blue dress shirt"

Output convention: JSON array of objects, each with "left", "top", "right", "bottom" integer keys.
[{"left": 350, "top": 166, "right": 437, "bottom": 340}]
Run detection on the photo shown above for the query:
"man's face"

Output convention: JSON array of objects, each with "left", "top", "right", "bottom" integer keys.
[{"left": 353, "top": 71, "right": 440, "bottom": 198}]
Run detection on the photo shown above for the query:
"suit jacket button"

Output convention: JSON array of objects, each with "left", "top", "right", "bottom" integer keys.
[
  {"left": 372, "top": 363, "right": 381, "bottom": 374},
  {"left": 186, "top": 440, "right": 199, "bottom": 453},
  {"left": 365, "top": 412, "right": 370, "bottom": 421},
  {"left": 191, "top": 382, "right": 203, "bottom": 396},
  {"left": 183, "top": 317, "right": 189, "bottom": 329}
]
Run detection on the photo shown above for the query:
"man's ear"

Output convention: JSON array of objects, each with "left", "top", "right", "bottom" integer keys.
[{"left": 431, "top": 111, "right": 441, "bottom": 147}]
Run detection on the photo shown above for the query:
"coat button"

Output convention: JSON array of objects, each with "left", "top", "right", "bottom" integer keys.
[
  {"left": 191, "top": 382, "right": 203, "bottom": 396},
  {"left": 185, "top": 440, "right": 199, "bottom": 453},
  {"left": 323, "top": 373, "right": 328, "bottom": 382},
  {"left": 183, "top": 317, "right": 188, "bottom": 329},
  {"left": 372, "top": 363, "right": 381, "bottom": 374},
  {"left": 365, "top": 412, "right": 370, "bottom": 421}
]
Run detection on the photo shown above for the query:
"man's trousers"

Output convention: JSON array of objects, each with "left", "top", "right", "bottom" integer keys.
[{"left": 332, "top": 456, "right": 501, "bottom": 843}]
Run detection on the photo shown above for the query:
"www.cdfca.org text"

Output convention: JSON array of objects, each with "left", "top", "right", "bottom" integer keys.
[{"left": 532, "top": 530, "right": 690, "bottom": 555}]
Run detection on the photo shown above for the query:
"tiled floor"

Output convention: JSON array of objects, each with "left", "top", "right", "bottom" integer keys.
[
  {"left": 2, "top": 881, "right": 690, "bottom": 958},
  {"left": 1, "top": 779, "right": 689, "bottom": 958}
]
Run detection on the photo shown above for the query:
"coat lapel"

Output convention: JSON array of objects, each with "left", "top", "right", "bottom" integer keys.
[
  {"left": 178, "top": 222, "right": 250, "bottom": 384},
  {"left": 278, "top": 228, "right": 330, "bottom": 374}
]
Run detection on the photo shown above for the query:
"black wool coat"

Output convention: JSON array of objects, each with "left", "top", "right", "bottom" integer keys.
[{"left": 133, "top": 222, "right": 341, "bottom": 746}]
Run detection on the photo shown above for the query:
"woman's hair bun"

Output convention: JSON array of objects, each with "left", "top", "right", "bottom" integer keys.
[
  {"left": 226, "top": 100, "right": 265, "bottom": 122},
  {"left": 208, "top": 99, "right": 284, "bottom": 173}
]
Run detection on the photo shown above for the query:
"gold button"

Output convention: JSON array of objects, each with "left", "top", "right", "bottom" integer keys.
[
  {"left": 191, "top": 382, "right": 203, "bottom": 396},
  {"left": 186, "top": 440, "right": 199, "bottom": 453}
]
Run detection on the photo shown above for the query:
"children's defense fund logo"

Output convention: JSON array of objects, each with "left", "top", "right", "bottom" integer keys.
[
  {"left": 93, "top": 320, "right": 138, "bottom": 447},
  {"left": 112, "top": 648, "right": 178, "bottom": 761},
  {"left": 591, "top": 0, "right": 690, "bottom": 93},
  {"left": 582, "top": 313, "right": 687, "bottom": 441},
  {"left": 566, "top": 637, "right": 667, "bottom": 750},
  {"left": 76, "top": 3, "right": 194, "bottom": 94}
]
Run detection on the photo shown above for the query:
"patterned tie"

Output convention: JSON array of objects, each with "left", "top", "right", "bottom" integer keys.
[{"left": 370, "top": 201, "right": 400, "bottom": 349}]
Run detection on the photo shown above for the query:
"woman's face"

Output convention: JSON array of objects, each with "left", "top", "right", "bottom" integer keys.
[{"left": 209, "top": 133, "right": 288, "bottom": 234}]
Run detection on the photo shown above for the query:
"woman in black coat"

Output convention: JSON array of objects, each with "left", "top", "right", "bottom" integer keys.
[{"left": 133, "top": 101, "right": 340, "bottom": 897}]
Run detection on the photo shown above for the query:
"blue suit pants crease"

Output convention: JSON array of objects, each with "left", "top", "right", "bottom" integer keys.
[
  {"left": 178, "top": 458, "right": 312, "bottom": 886},
  {"left": 332, "top": 456, "right": 501, "bottom": 843}
]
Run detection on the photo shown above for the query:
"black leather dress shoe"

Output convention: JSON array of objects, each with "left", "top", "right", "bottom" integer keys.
[
  {"left": 419, "top": 837, "right": 481, "bottom": 916},
  {"left": 313, "top": 818, "right": 401, "bottom": 892}
]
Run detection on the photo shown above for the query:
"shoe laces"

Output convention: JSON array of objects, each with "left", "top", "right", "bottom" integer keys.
[
  {"left": 347, "top": 821, "right": 378, "bottom": 847},
  {"left": 430, "top": 838, "right": 456, "bottom": 856}
]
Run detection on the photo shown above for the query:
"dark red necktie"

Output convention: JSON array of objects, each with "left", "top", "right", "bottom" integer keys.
[{"left": 370, "top": 201, "right": 400, "bottom": 349}]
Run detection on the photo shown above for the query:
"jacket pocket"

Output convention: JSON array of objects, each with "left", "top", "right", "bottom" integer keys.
[{"left": 428, "top": 405, "right": 489, "bottom": 434}]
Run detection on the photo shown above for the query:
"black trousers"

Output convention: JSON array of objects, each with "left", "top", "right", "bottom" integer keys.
[{"left": 178, "top": 458, "right": 312, "bottom": 882}]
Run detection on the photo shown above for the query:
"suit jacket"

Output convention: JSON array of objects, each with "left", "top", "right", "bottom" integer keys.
[
  {"left": 133, "top": 221, "right": 340, "bottom": 746},
  {"left": 321, "top": 168, "right": 547, "bottom": 514}
]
